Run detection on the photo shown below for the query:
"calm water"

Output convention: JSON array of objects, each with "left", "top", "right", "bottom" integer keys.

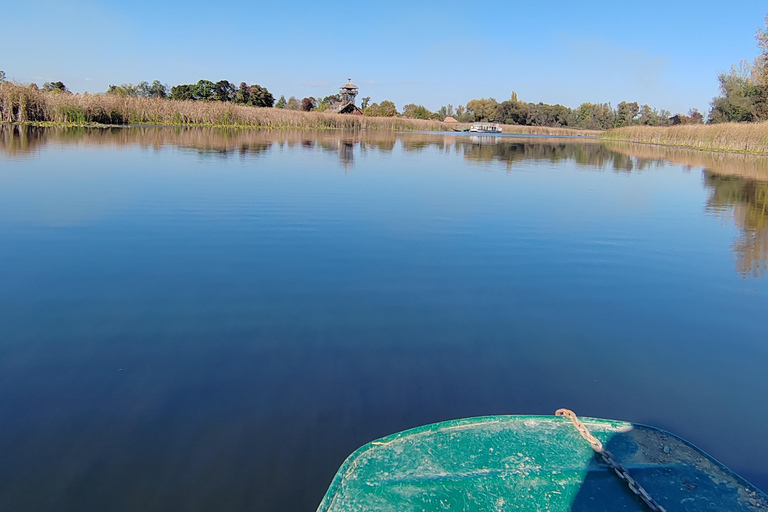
[{"left": 1, "top": 127, "right": 767, "bottom": 511}]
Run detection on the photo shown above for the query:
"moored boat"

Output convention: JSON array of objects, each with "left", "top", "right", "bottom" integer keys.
[
  {"left": 469, "top": 122, "right": 503, "bottom": 133},
  {"left": 317, "top": 410, "right": 767, "bottom": 512}
]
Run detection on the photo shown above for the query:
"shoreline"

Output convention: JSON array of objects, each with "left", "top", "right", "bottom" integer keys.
[
  {"left": 5, "top": 121, "right": 768, "bottom": 156},
  {"left": 0, "top": 120, "right": 601, "bottom": 137}
]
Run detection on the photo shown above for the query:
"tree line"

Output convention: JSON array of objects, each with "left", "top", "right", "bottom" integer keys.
[
  {"left": 0, "top": 70, "right": 706, "bottom": 129},
  {"left": 708, "top": 15, "right": 768, "bottom": 123}
]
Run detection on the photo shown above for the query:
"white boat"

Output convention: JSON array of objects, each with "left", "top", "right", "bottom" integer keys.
[{"left": 469, "top": 122, "right": 503, "bottom": 133}]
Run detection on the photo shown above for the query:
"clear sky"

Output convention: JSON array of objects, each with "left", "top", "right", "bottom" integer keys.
[{"left": 2, "top": 0, "right": 766, "bottom": 115}]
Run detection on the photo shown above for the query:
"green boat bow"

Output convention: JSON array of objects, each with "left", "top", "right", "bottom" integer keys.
[{"left": 318, "top": 415, "right": 767, "bottom": 512}]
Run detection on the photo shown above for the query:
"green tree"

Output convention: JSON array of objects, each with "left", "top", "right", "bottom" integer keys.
[
  {"left": 615, "top": 101, "right": 640, "bottom": 127},
  {"left": 42, "top": 81, "right": 68, "bottom": 93},
  {"left": 466, "top": 97, "right": 499, "bottom": 121},
  {"left": 708, "top": 13, "right": 768, "bottom": 123},
  {"left": 170, "top": 84, "right": 195, "bottom": 100},
  {"left": 496, "top": 99, "right": 532, "bottom": 125},
  {"left": 709, "top": 62, "right": 760, "bottom": 123},
  {"left": 0, "top": 70, "right": 5, "bottom": 83},
  {"left": 107, "top": 84, "right": 136, "bottom": 96},
  {"left": 455, "top": 104, "right": 472, "bottom": 122},
  {"left": 136, "top": 81, "right": 151, "bottom": 97},
  {"left": 636, "top": 104, "right": 671, "bottom": 126},
  {"left": 234, "top": 82, "right": 275, "bottom": 107},
  {"left": 574, "top": 102, "right": 615, "bottom": 130},
  {"left": 275, "top": 95, "right": 287, "bottom": 108},
  {"left": 364, "top": 100, "right": 398, "bottom": 117},
  {"left": 402, "top": 103, "right": 432, "bottom": 119},
  {"left": 361, "top": 96, "right": 371, "bottom": 110},
  {"left": 193, "top": 80, "right": 216, "bottom": 100},
  {"left": 377, "top": 100, "right": 398, "bottom": 116},
  {"left": 148, "top": 80, "right": 167, "bottom": 98},
  {"left": 320, "top": 94, "right": 341, "bottom": 106},
  {"left": 213, "top": 80, "right": 236, "bottom": 102}
]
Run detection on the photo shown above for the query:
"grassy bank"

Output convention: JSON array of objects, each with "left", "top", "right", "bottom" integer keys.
[
  {"left": 0, "top": 83, "right": 597, "bottom": 135},
  {"left": 603, "top": 123, "right": 768, "bottom": 154},
  {"left": 0, "top": 83, "right": 445, "bottom": 130}
]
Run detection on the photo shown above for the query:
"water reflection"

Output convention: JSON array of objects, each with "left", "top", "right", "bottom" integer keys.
[
  {"left": 704, "top": 173, "right": 768, "bottom": 278},
  {"left": 3, "top": 124, "right": 768, "bottom": 277}
]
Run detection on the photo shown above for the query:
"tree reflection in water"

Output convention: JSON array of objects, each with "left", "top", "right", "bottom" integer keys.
[
  {"left": 705, "top": 173, "right": 768, "bottom": 278},
  {"left": 2, "top": 124, "right": 768, "bottom": 277}
]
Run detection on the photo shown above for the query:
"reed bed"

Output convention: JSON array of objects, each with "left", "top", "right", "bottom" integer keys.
[
  {"left": 496, "top": 124, "right": 602, "bottom": 137},
  {"left": 603, "top": 123, "right": 768, "bottom": 154},
  {"left": 1, "top": 83, "right": 599, "bottom": 136},
  {"left": 0, "top": 83, "right": 442, "bottom": 130}
]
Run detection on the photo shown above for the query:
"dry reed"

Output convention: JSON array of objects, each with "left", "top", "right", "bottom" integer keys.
[
  {"left": 603, "top": 123, "right": 768, "bottom": 154},
  {"left": 1, "top": 83, "right": 598, "bottom": 136},
  {"left": 0, "top": 83, "right": 444, "bottom": 130}
]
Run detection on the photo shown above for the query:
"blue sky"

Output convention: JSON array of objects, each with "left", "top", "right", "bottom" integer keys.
[{"left": 2, "top": 0, "right": 766, "bottom": 115}]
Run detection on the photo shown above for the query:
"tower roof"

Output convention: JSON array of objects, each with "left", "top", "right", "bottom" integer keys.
[{"left": 340, "top": 79, "right": 358, "bottom": 90}]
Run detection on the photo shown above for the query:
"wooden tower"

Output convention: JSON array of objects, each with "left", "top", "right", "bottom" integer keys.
[{"left": 340, "top": 79, "right": 358, "bottom": 105}]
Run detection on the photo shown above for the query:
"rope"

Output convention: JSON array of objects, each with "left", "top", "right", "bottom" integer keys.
[{"left": 555, "top": 408, "right": 667, "bottom": 512}]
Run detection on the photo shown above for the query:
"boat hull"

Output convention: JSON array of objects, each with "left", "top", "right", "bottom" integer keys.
[{"left": 317, "top": 415, "right": 767, "bottom": 512}]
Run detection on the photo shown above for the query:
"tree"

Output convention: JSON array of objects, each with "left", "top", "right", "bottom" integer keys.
[
  {"left": 148, "top": 80, "right": 167, "bottom": 98},
  {"left": 755, "top": 14, "right": 768, "bottom": 88},
  {"left": 636, "top": 104, "right": 671, "bottom": 126},
  {"left": 250, "top": 84, "right": 275, "bottom": 107},
  {"left": 466, "top": 97, "right": 499, "bottom": 121},
  {"left": 234, "top": 82, "right": 275, "bottom": 107},
  {"left": 0, "top": 70, "right": 5, "bottom": 83},
  {"left": 286, "top": 96, "right": 301, "bottom": 110},
  {"left": 107, "top": 84, "right": 136, "bottom": 96},
  {"left": 42, "top": 81, "right": 68, "bottom": 93},
  {"left": 671, "top": 109, "right": 704, "bottom": 125},
  {"left": 275, "top": 95, "right": 287, "bottom": 108},
  {"left": 213, "top": 80, "right": 236, "bottom": 102},
  {"left": 136, "top": 81, "right": 151, "bottom": 97},
  {"left": 402, "top": 103, "right": 432, "bottom": 119},
  {"left": 615, "top": 101, "right": 640, "bottom": 127},
  {"left": 689, "top": 108, "right": 704, "bottom": 124},
  {"left": 709, "top": 62, "right": 761, "bottom": 123},
  {"left": 376, "top": 100, "right": 398, "bottom": 116},
  {"left": 170, "top": 84, "right": 195, "bottom": 100},
  {"left": 455, "top": 104, "right": 472, "bottom": 122},
  {"left": 320, "top": 94, "right": 341, "bottom": 106},
  {"left": 193, "top": 80, "right": 216, "bottom": 100},
  {"left": 301, "top": 97, "right": 317, "bottom": 111},
  {"left": 574, "top": 102, "right": 615, "bottom": 130},
  {"left": 364, "top": 100, "right": 398, "bottom": 117},
  {"left": 361, "top": 96, "right": 371, "bottom": 110},
  {"left": 709, "top": 13, "right": 768, "bottom": 123},
  {"left": 496, "top": 99, "right": 532, "bottom": 125},
  {"left": 754, "top": 14, "right": 768, "bottom": 118}
]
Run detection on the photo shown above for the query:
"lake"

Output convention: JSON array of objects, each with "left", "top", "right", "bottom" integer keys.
[{"left": 1, "top": 126, "right": 767, "bottom": 511}]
